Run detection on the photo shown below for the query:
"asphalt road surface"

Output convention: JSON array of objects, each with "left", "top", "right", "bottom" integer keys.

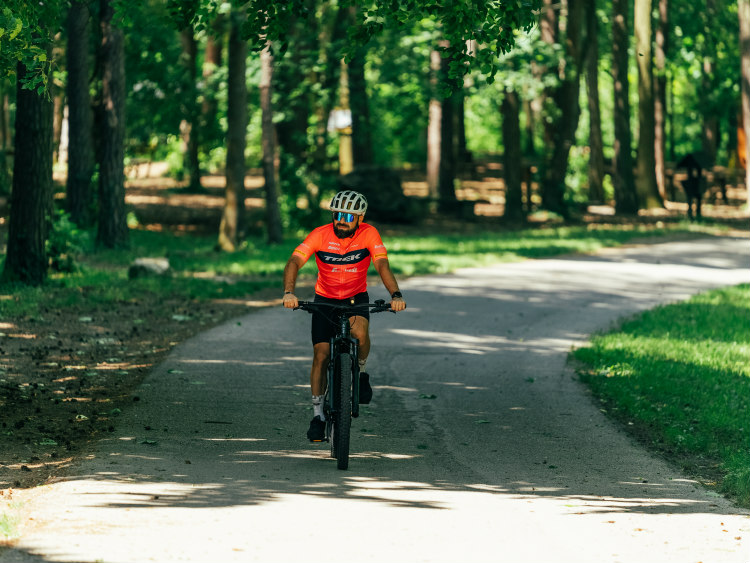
[{"left": 2, "top": 236, "right": 749, "bottom": 563}]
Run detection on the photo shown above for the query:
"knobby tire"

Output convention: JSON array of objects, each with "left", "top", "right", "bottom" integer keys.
[{"left": 333, "top": 353, "right": 352, "bottom": 470}]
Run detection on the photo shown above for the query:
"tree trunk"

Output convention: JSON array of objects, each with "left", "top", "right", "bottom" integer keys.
[
  {"left": 540, "top": 0, "right": 584, "bottom": 218},
  {"left": 541, "top": 0, "right": 558, "bottom": 43},
  {"left": 699, "top": 0, "right": 718, "bottom": 167},
  {"left": 0, "top": 91, "right": 9, "bottom": 151},
  {"left": 66, "top": 0, "right": 94, "bottom": 227},
  {"left": 456, "top": 93, "right": 468, "bottom": 165},
  {"left": 311, "top": 3, "right": 344, "bottom": 178},
  {"left": 218, "top": 9, "right": 247, "bottom": 252},
  {"left": 201, "top": 16, "right": 223, "bottom": 145},
  {"left": 52, "top": 84, "right": 65, "bottom": 165},
  {"left": 96, "top": 0, "right": 128, "bottom": 249},
  {"left": 502, "top": 90, "right": 525, "bottom": 222},
  {"left": 438, "top": 87, "right": 458, "bottom": 213},
  {"left": 584, "top": 0, "right": 605, "bottom": 204},
  {"left": 740, "top": 0, "right": 750, "bottom": 200},
  {"left": 436, "top": 41, "right": 459, "bottom": 213},
  {"left": 2, "top": 61, "right": 53, "bottom": 285},
  {"left": 523, "top": 98, "right": 537, "bottom": 158},
  {"left": 654, "top": 0, "right": 669, "bottom": 200},
  {"left": 337, "top": 59, "right": 354, "bottom": 175},
  {"left": 426, "top": 48, "right": 442, "bottom": 200},
  {"left": 273, "top": 8, "right": 318, "bottom": 220},
  {"left": 634, "top": 0, "right": 663, "bottom": 209},
  {"left": 349, "top": 48, "right": 374, "bottom": 167},
  {"left": 612, "top": 0, "right": 639, "bottom": 214},
  {"left": 0, "top": 90, "right": 9, "bottom": 194},
  {"left": 347, "top": 3, "right": 373, "bottom": 168},
  {"left": 261, "top": 43, "right": 283, "bottom": 245},
  {"left": 179, "top": 27, "right": 202, "bottom": 192}
]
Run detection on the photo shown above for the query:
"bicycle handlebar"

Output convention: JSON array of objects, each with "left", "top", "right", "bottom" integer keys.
[{"left": 294, "top": 299, "right": 397, "bottom": 314}]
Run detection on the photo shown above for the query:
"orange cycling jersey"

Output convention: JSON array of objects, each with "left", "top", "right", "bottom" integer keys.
[{"left": 293, "top": 223, "right": 388, "bottom": 299}]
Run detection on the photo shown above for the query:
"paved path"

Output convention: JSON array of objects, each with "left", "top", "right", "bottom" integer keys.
[{"left": 2, "top": 237, "right": 749, "bottom": 563}]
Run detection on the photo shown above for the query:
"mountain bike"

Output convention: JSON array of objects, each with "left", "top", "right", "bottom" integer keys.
[{"left": 295, "top": 299, "right": 394, "bottom": 470}]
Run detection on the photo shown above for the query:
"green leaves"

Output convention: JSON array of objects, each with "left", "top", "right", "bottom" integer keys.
[
  {"left": 0, "top": 8, "right": 24, "bottom": 42},
  {"left": 0, "top": 1, "right": 64, "bottom": 91},
  {"left": 229, "top": 0, "right": 540, "bottom": 92}
]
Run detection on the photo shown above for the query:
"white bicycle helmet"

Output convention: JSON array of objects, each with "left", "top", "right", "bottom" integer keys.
[{"left": 330, "top": 190, "right": 368, "bottom": 215}]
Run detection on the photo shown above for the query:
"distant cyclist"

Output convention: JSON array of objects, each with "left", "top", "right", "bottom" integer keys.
[{"left": 282, "top": 190, "right": 407, "bottom": 442}]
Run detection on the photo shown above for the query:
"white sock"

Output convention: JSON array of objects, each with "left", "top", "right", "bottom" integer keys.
[
  {"left": 359, "top": 358, "right": 367, "bottom": 372},
  {"left": 312, "top": 394, "right": 325, "bottom": 421}
]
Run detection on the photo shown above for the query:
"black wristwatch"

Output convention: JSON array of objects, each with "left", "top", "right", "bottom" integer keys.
[{"left": 391, "top": 291, "right": 403, "bottom": 299}]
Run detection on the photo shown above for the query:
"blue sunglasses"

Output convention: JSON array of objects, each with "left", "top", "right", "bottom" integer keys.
[{"left": 333, "top": 212, "right": 357, "bottom": 222}]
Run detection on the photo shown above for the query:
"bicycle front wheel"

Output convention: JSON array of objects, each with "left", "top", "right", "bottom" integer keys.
[{"left": 332, "top": 352, "right": 352, "bottom": 470}]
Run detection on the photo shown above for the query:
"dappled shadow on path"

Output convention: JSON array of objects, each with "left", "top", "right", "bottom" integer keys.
[{"left": 71, "top": 443, "right": 730, "bottom": 517}]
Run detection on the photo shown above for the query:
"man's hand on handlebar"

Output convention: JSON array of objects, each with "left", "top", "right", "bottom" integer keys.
[
  {"left": 390, "top": 296, "right": 406, "bottom": 312},
  {"left": 282, "top": 292, "right": 299, "bottom": 309}
]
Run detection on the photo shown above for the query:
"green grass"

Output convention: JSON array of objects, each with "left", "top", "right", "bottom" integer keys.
[
  {"left": 0, "top": 506, "right": 21, "bottom": 541},
  {"left": 573, "top": 284, "right": 750, "bottom": 506},
  {"left": 384, "top": 223, "right": 720, "bottom": 275}
]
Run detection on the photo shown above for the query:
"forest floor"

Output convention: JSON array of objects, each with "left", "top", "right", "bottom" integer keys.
[{"left": 0, "top": 165, "right": 748, "bottom": 493}]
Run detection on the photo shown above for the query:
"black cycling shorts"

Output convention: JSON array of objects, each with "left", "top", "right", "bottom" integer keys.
[{"left": 311, "top": 291, "right": 370, "bottom": 346}]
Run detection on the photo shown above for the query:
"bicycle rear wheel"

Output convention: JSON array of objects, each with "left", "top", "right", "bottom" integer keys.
[{"left": 332, "top": 352, "right": 352, "bottom": 470}]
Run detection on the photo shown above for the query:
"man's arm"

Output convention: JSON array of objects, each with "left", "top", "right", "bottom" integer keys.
[
  {"left": 282, "top": 255, "right": 305, "bottom": 308},
  {"left": 373, "top": 258, "right": 406, "bottom": 312}
]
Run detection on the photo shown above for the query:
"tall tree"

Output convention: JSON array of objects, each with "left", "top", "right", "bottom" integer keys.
[
  {"left": 0, "top": 88, "right": 9, "bottom": 152},
  {"left": 740, "top": 0, "right": 750, "bottom": 200},
  {"left": 345, "top": 4, "right": 374, "bottom": 168},
  {"left": 95, "top": 0, "right": 129, "bottom": 249},
  {"left": 426, "top": 38, "right": 461, "bottom": 213},
  {"left": 700, "top": 0, "right": 719, "bottom": 166},
  {"left": 584, "top": 0, "right": 605, "bottom": 204},
  {"left": 337, "top": 58, "right": 354, "bottom": 175},
  {"left": 66, "top": 0, "right": 95, "bottom": 227},
  {"left": 272, "top": 6, "right": 323, "bottom": 227},
  {"left": 426, "top": 47, "right": 442, "bottom": 200},
  {"left": 218, "top": 8, "right": 247, "bottom": 251},
  {"left": 634, "top": 0, "right": 662, "bottom": 209},
  {"left": 179, "top": 25, "right": 202, "bottom": 192},
  {"left": 654, "top": 0, "right": 669, "bottom": 200},
  {"left": 540, "top": 0, "right": 585, "bottom": 218},
  {"left": 349, "top": 48, "right": 374, "bottom": 167},
  {"left": 1, "top": 61, "right": 54, "bottom": 285},
  {"left": 438, "top": 89, "right": 458, "bottom": 213},
  {"left": 261, "top": 43, "right": 283, "bottom": 244},
  {"left": 502, "top": 89, "right": 525, "bottom": 222},
  {"left": 612, "top": 0, "right": 639, "bottom": 214},
  {"left": 201, "top": 16, "right": 224, "bottom": 150},
  {"left": 437, "top": 42, "right": 459, "bottom": 213},
  {"left": 0, "top": 84, "right": 11, "bottom": 194}
]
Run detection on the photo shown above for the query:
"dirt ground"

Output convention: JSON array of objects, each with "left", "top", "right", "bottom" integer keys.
[
  {"left": 0, "top": 284, "right": 281, "bottom": 490},
  {"left": 0, "top": 168, "right": 748, "bottom": 494}
]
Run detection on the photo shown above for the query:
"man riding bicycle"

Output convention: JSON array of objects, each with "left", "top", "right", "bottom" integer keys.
[{"left": 282, "top": 190, "right": 407, "bottom": 442}]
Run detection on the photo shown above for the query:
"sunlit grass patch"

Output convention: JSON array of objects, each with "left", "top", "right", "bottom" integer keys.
[
  {"left": 0, "top": 508, "right": 21, "bottom": 541},
  {"left": 574, "top": 284, "right": 750, "bottom": 506}
]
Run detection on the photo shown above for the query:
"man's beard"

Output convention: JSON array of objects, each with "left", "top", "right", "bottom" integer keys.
[{"left": 334, "top": 223, "right": 357, "bottom": 238}]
